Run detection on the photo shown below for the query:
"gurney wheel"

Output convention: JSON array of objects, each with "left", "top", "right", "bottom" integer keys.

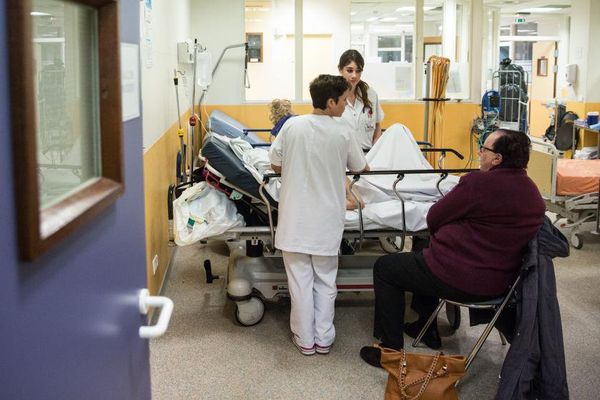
[
  {"left": 570, "top": 233, "right": 583, "bottom": 249},
  {"left": 235, "top": 296, "right": 265, "bottom": 327},
  {"left": 445, "top": 303, "right": 461, "bottom": 331}
]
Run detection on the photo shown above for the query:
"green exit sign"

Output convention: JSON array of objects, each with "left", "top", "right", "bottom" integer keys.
[{"left": 515, "top": 16, "right": 526, "bottom": 23}]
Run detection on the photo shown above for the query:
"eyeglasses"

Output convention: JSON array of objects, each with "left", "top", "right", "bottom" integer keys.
[{"left": 479, "top": 145, "right": 496, "bottom": 153}]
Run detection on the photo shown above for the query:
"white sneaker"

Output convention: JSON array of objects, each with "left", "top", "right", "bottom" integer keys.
[
  {"left": 292, "top": 335, "right": 315, "bottom": 356},
  {"left": 315, "top": 343, "right": 332, "bottom": 354}
]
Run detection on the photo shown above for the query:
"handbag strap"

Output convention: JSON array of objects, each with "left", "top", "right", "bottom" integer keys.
[{"left": 398, "top": 349, "right": 446, "bottom": 400}]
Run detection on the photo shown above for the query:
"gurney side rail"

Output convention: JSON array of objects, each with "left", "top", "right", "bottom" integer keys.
[
  {"left": 260, "top": 168, "right": 477, "bottom": 253},
  {"left": 420, "top": 148, "right": 465, "bottom": 169}
]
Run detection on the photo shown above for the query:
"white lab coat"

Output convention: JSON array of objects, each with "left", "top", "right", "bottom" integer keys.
[
  {"left": 270, "top": 113, "right": 366, "bottom": 348},
  {"left": 269, "top": 114, "right": 366, "bottom": 256},
  {"left": 340, "top": 86, "right": 384, "bottom": 150}
]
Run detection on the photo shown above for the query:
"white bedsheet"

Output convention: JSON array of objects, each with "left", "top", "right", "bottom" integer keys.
[
  {"left": 206, "top": 123, "right": 459, "bottom": 232},
  {"left": 355, "top": 123, "right": 458, "bottom": 203},
  {"left": 215, "top": 134, "right": 281, "bottom": 201},
  {"left": 342, "top": 123, "right": 458, "bottom": 230}
]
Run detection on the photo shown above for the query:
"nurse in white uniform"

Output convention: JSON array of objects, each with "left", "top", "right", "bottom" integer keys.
[
  {"left": 338, "top": 49, "right": 385, "bottom": 151},
  {"left": 269, "top": 75, "right": 368, "bottom": 356}
]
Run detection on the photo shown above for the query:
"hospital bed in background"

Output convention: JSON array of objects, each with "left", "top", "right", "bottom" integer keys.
[
  {"left": 169, "top": 108, "right": 449, "bottom": 215},
  {"left": 209, "top": 108, "right": 448, "bottom": 154},
  {"left": 209, "top": 109, "right": 273, "bottom": 145},
  {"left": 528, "top": 136, "right": 600, "bottom": 249},
  {"left": 170, "top": 121, "right": 474, "bottom": 326}
]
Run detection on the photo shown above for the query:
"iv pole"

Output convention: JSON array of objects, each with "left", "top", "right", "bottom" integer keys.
[
  {"left": 183, "top": 42, "right": 249, "bottom": 181},
  {"left": 197, "top": 43, "right": 249, "bottom": 146},
  {"left": 198, "top": 42, "right": 249, "bottom": 107}
]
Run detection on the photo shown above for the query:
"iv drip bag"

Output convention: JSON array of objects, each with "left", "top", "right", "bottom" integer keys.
[{"left": 197, "top": 51, "right": 212, "bottom": 89}]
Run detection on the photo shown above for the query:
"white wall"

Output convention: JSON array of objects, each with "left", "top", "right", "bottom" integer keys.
[
  {"left": 555, "top": 15, "right": 570, "bottom": 97},
  {"left": 245, "top": 0, "right": 350, "bottom": 101},
  {"left": 140, "top": 0, "right": 192, "bottom": 149},
  {"left": 584, "top": 1, "right": 600, "bottom": 102},
  {"left": 245, "top": 0, "right": 295, "bottom": 101},
  {"left": 567, "top": 0, "right": 591, "bottom": 101},
  {"left": 303, "top": 0, "right": 350, "bottom": 70},
  {"left": 423, "top": 20, "right": 441, "bottom": 37},
  {"left": 190, "top": 0, "right": 246, "bottom": 105},
  {"left": 302, "top": 0, "right": 351, "bottom": 99}
]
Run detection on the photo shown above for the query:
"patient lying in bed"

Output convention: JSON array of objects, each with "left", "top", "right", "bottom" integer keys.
[
  {"left": 174, "top": 123, "right": 460, "bottom": 246},
  {"left": 210, "top": 123, "right": 457, "bottom": 229}
]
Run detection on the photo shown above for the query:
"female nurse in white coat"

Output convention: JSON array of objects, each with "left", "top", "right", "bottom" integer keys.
[{"left": 338, "top": 49, "right": 385, "bottom": 151}]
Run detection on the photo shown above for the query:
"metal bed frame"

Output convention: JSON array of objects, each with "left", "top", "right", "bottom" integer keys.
[
  {"left": 528, "top": 136, "right": 598, "bottom": 248},
  {"left": 202, "top": 165, "right": 476, "bottom": 326}
]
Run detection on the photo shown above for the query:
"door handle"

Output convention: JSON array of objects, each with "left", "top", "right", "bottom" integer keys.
[{"left": 138, "top": 289, "right": 174, "bottom": 339}]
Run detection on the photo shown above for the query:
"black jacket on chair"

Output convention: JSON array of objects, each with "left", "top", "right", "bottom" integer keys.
[{"left": 495, "top": 217, "right": 570, "bottom": 400}]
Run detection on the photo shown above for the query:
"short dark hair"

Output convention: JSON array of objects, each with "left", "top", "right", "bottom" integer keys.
[
  {"left": 491, "top": 129, "right": 531, "bottom": 169},
  {"left": 309, "top": 74, "right": 350, "bottom": 110}
]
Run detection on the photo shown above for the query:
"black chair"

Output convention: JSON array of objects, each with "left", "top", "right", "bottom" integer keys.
[{"left": 411, "top": 275, "right": 520, "bottom": 371}]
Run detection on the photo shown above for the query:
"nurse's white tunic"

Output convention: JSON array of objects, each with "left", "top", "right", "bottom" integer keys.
[
  {"left": 340, "top": 86, "right": 384, "bottom": 150},
  {"left": 269, "top": 114, "right": 366, "bottom": 256}
]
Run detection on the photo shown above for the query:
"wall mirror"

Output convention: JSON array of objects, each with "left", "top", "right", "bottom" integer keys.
[{"left": 8, "top": 0, "right": 123, "bottom": 261}]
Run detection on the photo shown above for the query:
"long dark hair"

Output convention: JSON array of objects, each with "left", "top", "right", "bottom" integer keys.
[{"left": 338, "top": 49, "right": 372, "bottom": 110}]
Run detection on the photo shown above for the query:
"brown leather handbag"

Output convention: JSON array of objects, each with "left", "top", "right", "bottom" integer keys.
[{"left": 378, "top": 345, "right": 466, "bottom": 400}]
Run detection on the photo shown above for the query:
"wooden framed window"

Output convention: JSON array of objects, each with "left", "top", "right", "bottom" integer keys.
[
  {"left": 7, "top": 0, "right": 123, "bottom": 261},
  {"left": 246, "top": 32, "right": 263, "bottom": 63}
]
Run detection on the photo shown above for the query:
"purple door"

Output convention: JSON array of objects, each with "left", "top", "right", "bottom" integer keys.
[{"left": 0, "top": 1, "right": 152, "bottom": 399}]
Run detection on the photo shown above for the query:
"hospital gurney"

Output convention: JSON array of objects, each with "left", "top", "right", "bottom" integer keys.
[
  {"left": 171, "top": 125, "right": 474, "bottom": 326},
  {"left": 209, "top": 109, "right": 273, "bottom": 144},
  {"left": 528, "top": 136, "right": 599, "bottom": 248}
]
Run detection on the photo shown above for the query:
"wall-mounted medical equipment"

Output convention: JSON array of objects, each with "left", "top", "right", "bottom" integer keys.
[
  {"left": 177, "top": 41, "right": 195, "bottom": 64},
  {"left": 197, "top": 42, "right": 250, "bottom": 134},
  {"left": 174, "top": 40, "right": 249, "bottom": 184}
]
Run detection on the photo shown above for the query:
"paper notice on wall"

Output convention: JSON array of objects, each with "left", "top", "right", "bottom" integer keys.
[
  {"left": 143, "top": 0, "right": 153, "bottom": 68},
  {"left": 121, "top": 43, "right": 140, "bottom": 122},
  {"left": 145, "top": 0, "right": 152, "bottom": 21},
  {"left": 145, "top": 37, "right": 153, "bottom": 68}
]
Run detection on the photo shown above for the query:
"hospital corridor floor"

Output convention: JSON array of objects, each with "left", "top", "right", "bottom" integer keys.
[{"left": 151, "top": 233, "right": 600, "bottom": 400}]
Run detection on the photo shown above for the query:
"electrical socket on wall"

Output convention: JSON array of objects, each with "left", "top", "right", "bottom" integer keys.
[{"left": 152, "top": 254, "right": 159, "bottom": 275}]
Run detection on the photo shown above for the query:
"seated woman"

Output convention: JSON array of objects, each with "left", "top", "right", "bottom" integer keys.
[{"left": 269, "top": 99, "right": 295, "bottom": 137}]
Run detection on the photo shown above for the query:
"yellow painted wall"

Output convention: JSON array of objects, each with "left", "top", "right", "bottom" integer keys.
[
  {"left": 143, "top": 114, "right": 189, "bottom": 295},
  {"left": 530, "top": 99, "right": 550, "bottom": 137}
]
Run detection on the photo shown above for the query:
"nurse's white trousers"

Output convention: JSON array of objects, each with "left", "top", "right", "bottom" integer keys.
[{"left": 282, "top": 251, "right": 338, "bottom": 348}]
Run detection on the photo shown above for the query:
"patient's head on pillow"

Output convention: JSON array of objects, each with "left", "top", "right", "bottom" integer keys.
[{"left": 269, "top": 99, "right": 293, "bottom": 125}]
